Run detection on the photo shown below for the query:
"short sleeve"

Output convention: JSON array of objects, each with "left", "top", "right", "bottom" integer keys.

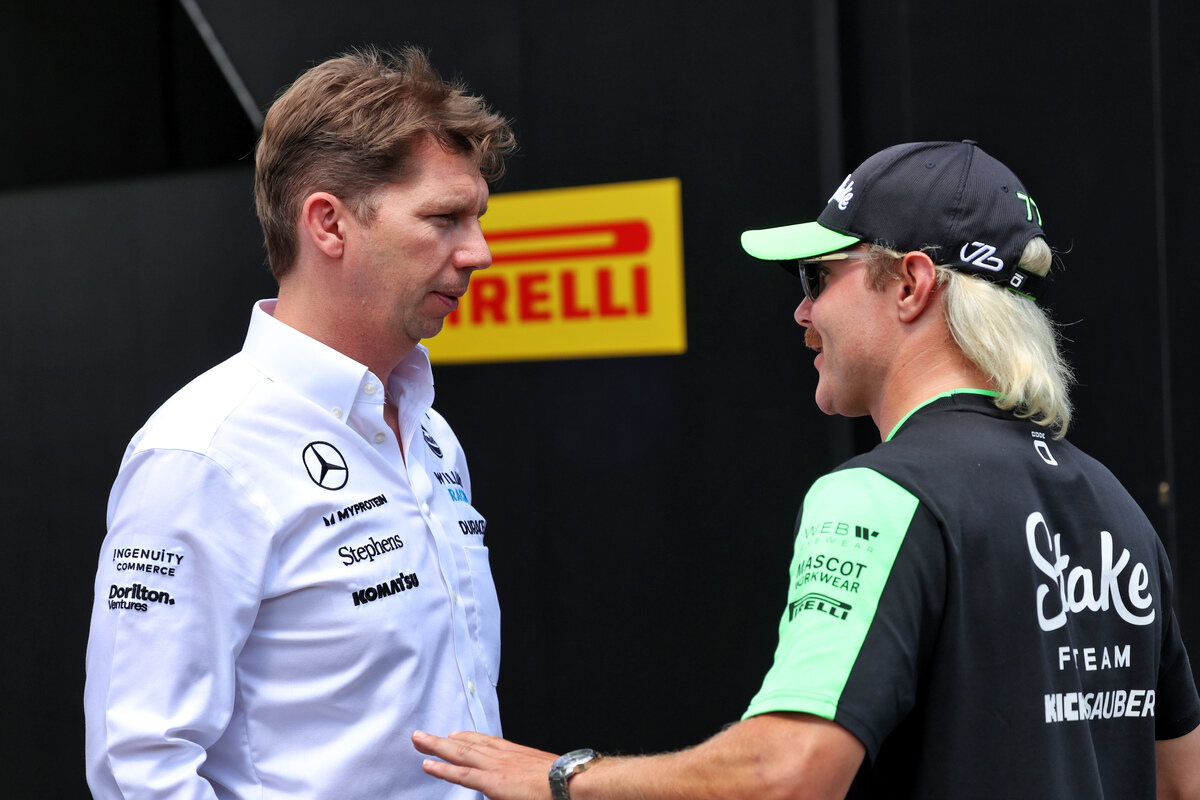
[{"left": 744, "top": 467, "right": 946, "bottom": 757}]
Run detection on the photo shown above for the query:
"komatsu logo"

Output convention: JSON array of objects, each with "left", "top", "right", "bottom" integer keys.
[{"left": 351, "top": 571, "right": 420, "bottom": 607}]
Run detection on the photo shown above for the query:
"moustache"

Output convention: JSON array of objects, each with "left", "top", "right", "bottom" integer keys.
[{"left": 805, "top": 328, "right": 823, "bottom": 351}]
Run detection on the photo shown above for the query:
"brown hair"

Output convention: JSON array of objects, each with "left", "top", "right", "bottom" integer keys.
[{"left": 254, "top": 45, "right": 516, "bottom": 279}]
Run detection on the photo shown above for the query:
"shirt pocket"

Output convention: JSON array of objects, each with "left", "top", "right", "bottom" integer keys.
[{"left": 463, "top": 545, "right": 501, "bottom": 685}]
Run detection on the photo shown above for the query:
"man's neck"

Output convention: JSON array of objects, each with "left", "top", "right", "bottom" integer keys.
[
  {"left": 872, "top": 345, "right": 991, "bottom": 440},
  {"left": 273, "top": 286, "right": 415, "bottom": 383}
]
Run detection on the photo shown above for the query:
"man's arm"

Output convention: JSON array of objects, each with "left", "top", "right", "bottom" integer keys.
[
  {"left": 414, "top": 711, "right": 864, "bottom": 800},
  {"left": 85, "top": 449, "right": 270, "bottom": 798},
  {"left": 1157, "top": 724, "right": 1200, "bottom": 800}
]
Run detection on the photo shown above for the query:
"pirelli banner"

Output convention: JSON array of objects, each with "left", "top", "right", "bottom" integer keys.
[{"left": 427, "top": 178, "right": 687, "bottom": 364}]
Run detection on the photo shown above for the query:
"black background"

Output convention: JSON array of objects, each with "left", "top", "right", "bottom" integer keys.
[{"left": 3, "top": 2, "right": 1198, "bottom": 796}]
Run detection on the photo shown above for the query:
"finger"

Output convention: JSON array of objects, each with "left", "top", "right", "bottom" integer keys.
[
  {"left": 446, "top": 729, "right": 509, "bottom": 746},
  {"left": 421, "top": 757, "right": 485, "bottom": 791},
  {"left": 412, "top": 730, "right": 486, "bottom": 764}
]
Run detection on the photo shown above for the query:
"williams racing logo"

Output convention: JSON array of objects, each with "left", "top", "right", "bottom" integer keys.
[
  {"left": 107, "top": 583, "right": 176, "bottom": 613},
  {"left": 303, "top": 441, "right": 349, "bottom": 490},
  {"left": 789, "top": 592, "right": 852, "bottom": 622}
]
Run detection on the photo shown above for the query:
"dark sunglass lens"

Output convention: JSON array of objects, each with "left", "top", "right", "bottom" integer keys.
[{"left": 799, "top": 263, "right": 821, "bottom": 301}]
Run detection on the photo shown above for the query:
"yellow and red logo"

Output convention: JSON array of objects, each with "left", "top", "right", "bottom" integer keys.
[{"left": 427, "top": 178, "right": 686, "bottom": 363}]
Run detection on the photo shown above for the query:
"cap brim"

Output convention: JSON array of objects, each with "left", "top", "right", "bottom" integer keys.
[{"left": 740, "top": 222, "right": 861, "bottom": 261}]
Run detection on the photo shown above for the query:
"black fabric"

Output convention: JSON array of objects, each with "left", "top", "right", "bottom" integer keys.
[
  {"left": 827, "top": 393, "right": 1199, "bottom": 798},
  {"left": 816, "top": 141, "right": 1048, "bottom": 298}
]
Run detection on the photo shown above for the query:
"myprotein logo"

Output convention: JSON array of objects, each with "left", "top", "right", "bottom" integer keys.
[
  {"left": 1025, "top": 511, "right": 1155, "bottom": 632},
  {"left": 303, "top": 441, "right": 348, "bottom": 490}
]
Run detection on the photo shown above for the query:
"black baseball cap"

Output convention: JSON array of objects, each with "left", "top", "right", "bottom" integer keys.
[{"left": 741, "top": 140, "right": 1049, "bottom": 301}]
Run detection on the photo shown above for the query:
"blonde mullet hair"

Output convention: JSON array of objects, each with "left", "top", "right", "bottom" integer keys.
[{"left": 868, "top": 238, "right": 1074, "bottom": 437}]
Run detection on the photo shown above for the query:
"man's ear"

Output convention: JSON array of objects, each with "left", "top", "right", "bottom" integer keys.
[
  {"left": 300, "top": 192, "right": 347, "bottom": 259},
  {"left": 895, "top": 250, "right": 940, "bottom": 323}
]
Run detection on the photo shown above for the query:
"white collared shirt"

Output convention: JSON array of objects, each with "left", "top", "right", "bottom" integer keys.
[{"left": 85, "top": 300, "right": 500, "bottom": 799}]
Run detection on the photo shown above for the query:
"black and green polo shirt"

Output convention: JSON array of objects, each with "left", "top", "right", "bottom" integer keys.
[{"left": 746, "top": 390, "right": 1199, "bottom": 797}]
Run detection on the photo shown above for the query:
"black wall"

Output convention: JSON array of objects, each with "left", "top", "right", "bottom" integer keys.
[{"left": 3, "top": 2, "right": 1197, "bottom": 796}]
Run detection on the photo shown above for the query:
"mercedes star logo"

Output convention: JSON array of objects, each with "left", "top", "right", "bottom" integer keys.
[{"left": 302, "top": 441, "right": 349, "bottom": 490}]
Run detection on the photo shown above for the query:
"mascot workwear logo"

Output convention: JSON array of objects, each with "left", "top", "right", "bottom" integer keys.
[
  {"left": 829, "top": 175, "right": 855, "bottom": 211},
  {"left": 1025, "top": 511, "right": 1156, "bottom": 632},
  {"left": 303, "top": 441, "right": 348, "bottom": 490}
]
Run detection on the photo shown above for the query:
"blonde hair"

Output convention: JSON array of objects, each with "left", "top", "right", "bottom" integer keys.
[
  {"left": 867, "top": 238, "right": 1074, "bottom": 436},
  {"left": 254, "top": 46, "right": 516, "bottom": 279}
]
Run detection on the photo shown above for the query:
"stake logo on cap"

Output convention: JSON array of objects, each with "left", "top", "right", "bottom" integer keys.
[{"left": 741, "top": 140, "right": 1049, "bottom": 302}]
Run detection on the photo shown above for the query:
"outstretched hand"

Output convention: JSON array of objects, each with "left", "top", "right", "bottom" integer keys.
[{"left": 413, "top": 729, "right": 560, "bottom": 800}]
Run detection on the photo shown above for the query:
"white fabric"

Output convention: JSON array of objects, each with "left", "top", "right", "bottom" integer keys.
[{"left": 85, "top": 300, "right": 500, "bottom": 799}]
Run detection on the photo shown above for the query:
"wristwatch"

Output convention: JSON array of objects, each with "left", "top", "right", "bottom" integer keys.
[{"left": 549, "top": 748, "right": 601, "bottom": 800}]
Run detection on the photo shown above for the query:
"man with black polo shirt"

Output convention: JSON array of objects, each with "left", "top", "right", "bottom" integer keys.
[{"left": 414, "top": 141, "right": 1200, "bottom": 798}]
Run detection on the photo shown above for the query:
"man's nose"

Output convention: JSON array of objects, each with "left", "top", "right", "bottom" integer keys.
[
  {"left": 794, "top": 296, "right": 813, "bottom": 327},
  {"left": 458, "top": 223, "right": 493, "bottom": 271}
]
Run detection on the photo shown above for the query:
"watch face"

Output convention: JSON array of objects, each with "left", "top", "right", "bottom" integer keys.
[
  {"left": 550, "top": 748, "right": 600, "bottom": 798},
  {"left": 551, "top": 748, "right": 598, "bottom": 778}
]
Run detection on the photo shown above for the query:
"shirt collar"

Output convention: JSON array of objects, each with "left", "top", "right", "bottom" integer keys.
[
  {"left": 884, "top": 388, "right": 998, "bottom": 442},
  {"left": 241, "top": 299, "right": 435, "bottom": 425}
]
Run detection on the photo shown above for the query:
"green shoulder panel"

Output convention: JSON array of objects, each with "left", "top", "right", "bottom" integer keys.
[{"left": 744, "top": 467, "right": 919, "bottom": 720}]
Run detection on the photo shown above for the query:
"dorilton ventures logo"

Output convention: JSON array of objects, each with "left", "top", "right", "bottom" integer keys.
[
  {"left": 303, "top": 441, "right": 348, "bottom": 490},
  {"left": 108, "top": 583, "right": 176, "bottom": 612}
]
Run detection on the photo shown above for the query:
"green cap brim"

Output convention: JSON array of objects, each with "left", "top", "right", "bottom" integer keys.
[{"left": 740, "top": 222, "right": 861, "bottom": 261}]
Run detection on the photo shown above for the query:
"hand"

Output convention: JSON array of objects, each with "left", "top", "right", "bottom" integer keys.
[{"left": 414, "top": 729, "right": 559, "bottom": 800}]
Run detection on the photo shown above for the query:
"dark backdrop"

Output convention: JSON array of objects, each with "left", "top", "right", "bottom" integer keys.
[{"left": 3, "top": 2, "right": 1197, "bottom": 796}]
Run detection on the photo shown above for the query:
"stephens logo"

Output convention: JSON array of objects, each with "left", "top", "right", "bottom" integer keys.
[
  {"left": 789, "top": 592, "right": 851, "bottom": 622},
  {"left": 1025, "top": 511, "right": 1155, "bottom": 632},
  {"left": 303, "top": 441, "right": 348, "bottom": 490}
]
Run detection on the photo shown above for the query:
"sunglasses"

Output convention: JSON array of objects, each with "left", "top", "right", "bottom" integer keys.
[{"left": 796, "top": 251, "right": 859, "bottom": 302}]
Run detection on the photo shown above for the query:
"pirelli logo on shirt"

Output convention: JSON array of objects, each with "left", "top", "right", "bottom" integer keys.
[{"left": 426, "top": 178, "right": 686, "bottom": 364}]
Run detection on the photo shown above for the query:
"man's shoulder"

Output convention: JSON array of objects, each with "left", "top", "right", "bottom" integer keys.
[{"left": 131, "top": 354, "right": 266, "bottom": 457}]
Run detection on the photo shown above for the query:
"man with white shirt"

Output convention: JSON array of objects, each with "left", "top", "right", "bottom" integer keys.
[{"left": 85, "top": 46, "right": 515, "bottom": 799}]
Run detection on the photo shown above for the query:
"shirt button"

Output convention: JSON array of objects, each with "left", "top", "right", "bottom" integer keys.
[
  {"left": 373, "top": 432, "right": 386, "bottom": 444},
  {"left": 421, "top": 502, "right": 430, "bottom": 515},
  {"left": 364, "top": 382, "right": 377, "bottom": 395},
  {"left": 332, "top": 407, "right": 343, "bottom": 419},
  {"left": 468, "top": 681, "right": 476, "bottom": 695}
]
